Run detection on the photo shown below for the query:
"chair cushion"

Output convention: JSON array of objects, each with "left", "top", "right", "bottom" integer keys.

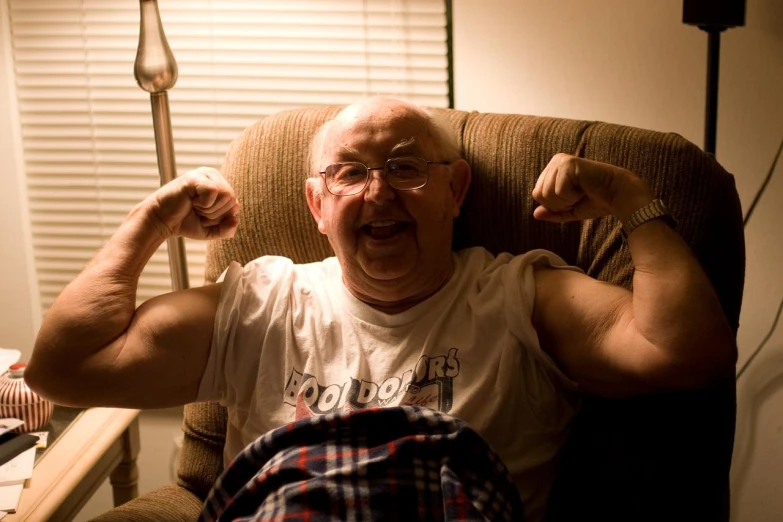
[{"left": 87, "top": 484, "right": 203, "bottom": 522}]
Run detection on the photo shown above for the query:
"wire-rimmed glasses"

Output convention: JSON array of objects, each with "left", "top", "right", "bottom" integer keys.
[{"left": 319, "top": 157, "right": 451, "bottom": 196}]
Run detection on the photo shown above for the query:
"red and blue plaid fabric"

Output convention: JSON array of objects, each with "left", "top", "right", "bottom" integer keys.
[{"left": 200, "top": 405, "right": 525, "bottom": 521}]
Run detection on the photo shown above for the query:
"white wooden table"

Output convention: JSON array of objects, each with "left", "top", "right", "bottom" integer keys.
[{"left": 5, "top": 408, "right": 140, "bottom": 521}]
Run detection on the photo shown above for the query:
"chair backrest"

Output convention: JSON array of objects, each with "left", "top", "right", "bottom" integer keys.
[{"left": 180, "top": 106, "right": 744, "bottom": 520}]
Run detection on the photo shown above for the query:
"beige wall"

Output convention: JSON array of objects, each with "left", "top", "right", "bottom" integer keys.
[
  {"left": 0, "top": 3, "right": 39, "bottom": 358},
  {"left": 452, "top": 1, "right": 782, "bottom": 521}
]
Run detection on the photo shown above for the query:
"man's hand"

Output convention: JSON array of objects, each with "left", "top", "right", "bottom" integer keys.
[
  {"left": 531, "top": 154, "right": 654, "bottom": 223},
  {"left": 147, "top": 166, "right": 240, "bottom": 241}
]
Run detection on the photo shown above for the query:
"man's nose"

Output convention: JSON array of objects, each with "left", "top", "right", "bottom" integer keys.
[{"left": 364, "top": 168, "right": 395, "bottom": 203}]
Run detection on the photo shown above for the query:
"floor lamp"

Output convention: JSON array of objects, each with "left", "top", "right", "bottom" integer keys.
[
  {"left": 133, "top": 0, "right": 190, "bottom": 291},
  {"left": 683, "top": 0, "right": 746, "bottom": 158}
]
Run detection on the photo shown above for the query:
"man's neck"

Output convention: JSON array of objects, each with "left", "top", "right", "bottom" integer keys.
[{"left": 344, "top": 258, "right": 455, "bottom": 315}]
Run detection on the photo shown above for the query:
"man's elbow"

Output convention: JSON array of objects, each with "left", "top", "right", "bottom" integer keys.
[
  {"left": 661, "top": 336, "right": 738, "bottom": 391},
  {"left": 26, "top": 350, "right": 96, "bottom": 408},
  {"left": 25, "top": 357, "right": 62, "bottom": 404},
  {"left": 699, "top": 326, "right": 738, "bottom": 383},
  {"left": 26, "top": 358, "right": 66, "bottom": 406},
  {"left": 709, "top": 336, "right": 738, "bottom": 383},
  {"left": 27, "top": 329, "right": 69, "bottom": 401}
]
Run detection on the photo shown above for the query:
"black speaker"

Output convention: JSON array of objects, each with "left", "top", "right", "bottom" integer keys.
[{"left": 683, "top": 0, "right": 746, "bottom": 28}]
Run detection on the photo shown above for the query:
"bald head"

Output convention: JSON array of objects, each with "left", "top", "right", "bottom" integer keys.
[{"left": 308, "top": 98, "right": 461, "bottom": 184}]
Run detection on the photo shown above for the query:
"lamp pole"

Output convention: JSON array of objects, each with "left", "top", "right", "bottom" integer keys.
[
  {"left": 134, "top": 0, "right": 189, "bottom": 291},
  {"left": 703, "top": 27, "right": 723, "bottom": 157},
  {"left": 682, "top": 0, "right": 746, "bottom": 158}
]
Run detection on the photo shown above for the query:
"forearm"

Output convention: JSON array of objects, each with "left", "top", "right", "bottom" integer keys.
[
  {"left": 616, "top": 184, "right": 736, "bottom": 381},
  {"left": 32, "top": 198, "right": 168, "bottom": 366}
]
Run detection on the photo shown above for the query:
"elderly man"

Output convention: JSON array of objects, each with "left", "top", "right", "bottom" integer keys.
[{"left": 26, "top": 98, "right": 735, "bottom": 521}]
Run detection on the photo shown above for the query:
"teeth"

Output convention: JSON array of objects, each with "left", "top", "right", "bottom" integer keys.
[{"left": 369, "top": 220, "right": 397, "bottom": 227}]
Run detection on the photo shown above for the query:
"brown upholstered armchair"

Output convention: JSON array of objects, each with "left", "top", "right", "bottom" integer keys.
[{"left": 91, "top": 106, "right": 744, "bottom": 521}]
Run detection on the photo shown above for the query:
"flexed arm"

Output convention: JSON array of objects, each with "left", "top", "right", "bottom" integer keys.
[
  {"left": 26, "top": 167, "right": 239, "bottom": 408},
  {"left": 530, "top": 154, "right": 736, "bottom": 396}
]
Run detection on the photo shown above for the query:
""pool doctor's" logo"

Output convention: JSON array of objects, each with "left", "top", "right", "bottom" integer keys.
[{"left": 284, "top": 348, "right": 460, "bottom": 419}]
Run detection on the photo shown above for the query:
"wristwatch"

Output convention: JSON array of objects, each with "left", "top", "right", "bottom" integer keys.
[{"left": 620, "top": 198, "right": 677, "bottom": 239}]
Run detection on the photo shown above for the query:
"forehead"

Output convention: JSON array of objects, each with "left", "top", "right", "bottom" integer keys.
[{"left": 323, "top": 106, "right": 436, "bottom": 160}]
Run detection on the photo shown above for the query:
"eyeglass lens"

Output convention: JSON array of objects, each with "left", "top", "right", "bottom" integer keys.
[{"left": 325, "top": 157, "right": 429, "bottom": 195}]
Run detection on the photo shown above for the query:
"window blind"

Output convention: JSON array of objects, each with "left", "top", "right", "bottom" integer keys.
[{"left": 6, "top": 0, "right": 450, "bottom": 313}]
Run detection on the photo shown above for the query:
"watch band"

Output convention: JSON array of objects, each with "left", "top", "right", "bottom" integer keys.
[{"left": 620, "top": 198, "right": 676, "bottom": 239}]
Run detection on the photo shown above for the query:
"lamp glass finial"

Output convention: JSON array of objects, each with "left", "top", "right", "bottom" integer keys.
[{"left": 134, "top": 0, "right": 178, "bottom": 93}]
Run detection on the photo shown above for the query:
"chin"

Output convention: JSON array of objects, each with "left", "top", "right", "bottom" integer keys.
[{"left": 360, "top": 258, "right": 416, "bottom": 282}]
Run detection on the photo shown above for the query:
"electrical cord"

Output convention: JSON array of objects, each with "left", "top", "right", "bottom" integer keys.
[
  {"left": 735, "top": 137, "right": 783, "bottom": 380},
  {"left": 743, "top": 137, "right": 783, "bottom": 226}
]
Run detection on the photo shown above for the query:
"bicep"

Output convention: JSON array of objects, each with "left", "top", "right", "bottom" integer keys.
[
  {"left": 79, "top": 282, "right": 224, "bottom": 408},
  {"left": 531, "top": 268, "right": 670, "bottom": 397}
]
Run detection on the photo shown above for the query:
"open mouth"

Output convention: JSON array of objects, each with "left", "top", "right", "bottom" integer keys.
[{"left": 361, "top": 219, "right": 410, "bottom": 240}]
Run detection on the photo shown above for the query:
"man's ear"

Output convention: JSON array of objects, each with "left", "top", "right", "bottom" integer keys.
[
  {"left": 305, "top": 178, "right": 328, "bottom": 235},
  {"left": 449, "top": 159, "right": 472, "bottom": 218}
]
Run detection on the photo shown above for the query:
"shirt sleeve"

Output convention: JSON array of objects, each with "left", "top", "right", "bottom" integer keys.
[
  {"left": 195, "top": 256, "right": 296, "bottom": 406},
  {"left": 503, "top": 249, "right": 585, "bottom": 392},
  {"left": 195, "top": 261, "right": 245, "bottom": 403}
]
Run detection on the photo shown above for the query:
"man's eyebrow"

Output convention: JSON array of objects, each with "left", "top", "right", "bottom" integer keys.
[
  {"left": 335, "top": 145, "right": 362, "bottom": 159},
  {"left": 390, "top": 137, "right": 419, "bottom": 155}
]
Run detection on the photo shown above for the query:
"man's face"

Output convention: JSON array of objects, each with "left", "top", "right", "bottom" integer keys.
[{"left": 306, "top": 101, "right": 471, "bottom": 309}]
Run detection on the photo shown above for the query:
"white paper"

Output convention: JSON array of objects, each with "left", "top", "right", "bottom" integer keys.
[
  {"left": 0, "top": 447, "right": 35, "bottom": 486},
  {"left": 0, "top": 420, "right": 23, "bottom": 438},
  {"left": 0, "top": 349, "right": 20, "bottom": 377},
  {"left": 0, "top": 483, "right": 23, "bottom": 513}
]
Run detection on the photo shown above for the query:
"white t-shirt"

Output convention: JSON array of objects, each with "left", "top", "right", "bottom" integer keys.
[{"left": 198, "top": 246, "right": 582, "bottom": 522}]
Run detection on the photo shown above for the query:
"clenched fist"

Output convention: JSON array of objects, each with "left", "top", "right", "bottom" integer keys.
[
  {"left": 146, "top": 167, "right": 240, "bottom": 241},
  {"left": 532, "top": 153, "right": 654, "bottom": 223}
]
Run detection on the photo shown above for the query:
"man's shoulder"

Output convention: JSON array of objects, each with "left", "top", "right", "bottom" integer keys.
[
  {"left": 452, "top": 247, "right": 583, "bottom": 296},
  {"left": 454, "top": 247, "right": 578, "bottom": 270},
  {"left": 240, "top": 256, "right": 340, "bottom": 284},
  {"left": 453, "top": 246, "right": 562, "bottom": 272},
  {"left": 220, "top": 255, "right": 341, "bottom": 313},
  {"left": 453, "top": 246, "right": 500, "bottom": 266},
  {"left": 241, "top": 255, "right": 338, "bottom": 273}
]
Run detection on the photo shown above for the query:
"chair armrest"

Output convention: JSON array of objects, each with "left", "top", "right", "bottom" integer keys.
[{"left": 87, "top": 484, "right": 204, "bottom": 522}]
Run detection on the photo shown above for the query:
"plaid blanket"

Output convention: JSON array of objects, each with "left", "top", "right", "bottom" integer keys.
[{"left": 200, "top": 406, "right": 525, "bottom": 521}]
